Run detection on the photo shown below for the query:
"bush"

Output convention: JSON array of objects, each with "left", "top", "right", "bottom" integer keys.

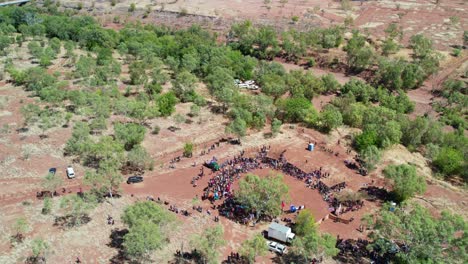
[
  {"left": 152, "top": 125, "right": 160, "bottom": 135},
  {"left": 183, "top": 142, "right": 194, "bottom": 157},
  {"left": 226, "top": 117, "right": 247, "bottom": 138},
  {"left": 271, "top": 118, "right": 282, "bottom": 136},
  {"left": 189, "top": 104, "right": 201, "bottom": 117},
  {"left": 127, "top": 145, "right": 153, "bottom": 171},
  {"left": 129, "top": 3, "right": 136, "bottom": 12},
  {"left": 359, "top": 145, "right": 381, "bottom": 171},
  {"left": 42, "top": 197, "right": 53, "bottom": 215},
  {"left": 318, "top": 105, "right": 343, "bottom": 133},
  {"left": 433, "top": 147, "right": 463, "bottom": 177},
  {"left": 114, "top": 122, "right": 146, "bottom": 151},
  {"left": 276, "top": 97, "right": 316, "bottom": 123},
  {"left": 157, "top": 92, "right": 178, "bottom": 117},
  {"left": 383, "top": 164, "right": 427, "bottom": 202}
]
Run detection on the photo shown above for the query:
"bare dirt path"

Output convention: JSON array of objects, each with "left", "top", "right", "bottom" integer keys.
[{"left": 407, "top": 52, "right": 468, "bottom": 117}]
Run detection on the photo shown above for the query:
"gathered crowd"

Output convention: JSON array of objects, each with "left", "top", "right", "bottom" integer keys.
[{"left": 193, "top": 145, "right": 363, "bottom": 223}]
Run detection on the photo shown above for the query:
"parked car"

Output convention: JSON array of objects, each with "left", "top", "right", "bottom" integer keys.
[
  {"left": 49, "top": 168, "right": 57, "bottom": 175},
  {"left": 127, "top": 176, "right": 143, "bottom": 184},
  {"left": 267, "top": 241, "right": 287, "bottom": 255},
  {"left": 66, "top": 166, "right": 75, "bottom": 179}
]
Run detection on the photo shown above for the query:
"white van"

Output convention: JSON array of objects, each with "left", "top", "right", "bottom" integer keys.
[{"left": 66, "top": 166, "right": 75, "bottom": 179}]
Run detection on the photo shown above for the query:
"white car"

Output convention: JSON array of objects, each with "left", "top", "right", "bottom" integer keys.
[
  {"left": 66, "top": 166, "right": 75, "bottom": 179},
  {"left": 267, "top": 241, "right": 287, "bottom": 255}
]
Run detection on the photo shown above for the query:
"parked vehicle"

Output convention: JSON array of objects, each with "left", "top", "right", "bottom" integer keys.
[
  {"left": 127, "top": 176, "right": 143, "bottom": 184},
  {"left": 267, "top": 240, "right": 287, "bottom": 255},
  {"left": 49, "top": 168, "right": 57, "bottom": 175},
  {"left": 66, "top": 166, "right": 75, "bottom": 179},
  {"left": 267, "top": 222, "right": 295, "bottom": 243}
]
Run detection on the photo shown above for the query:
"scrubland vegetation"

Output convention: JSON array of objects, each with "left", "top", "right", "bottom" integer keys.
[{"left": 0, "top": 2, "right": 466, "bottom": 263}]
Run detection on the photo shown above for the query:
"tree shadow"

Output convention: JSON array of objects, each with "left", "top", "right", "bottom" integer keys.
[
  {"left": 335, "top": 238, "right": 372, "bottom": 263},
  {"left": 25, "top": 256, "right": 46, "bottom": 264},
  {"left": 53, "top": 214, "right": 91, "bottom": 229},
  {"left": 108, "top": 228, "right": 129, "bottom": 264},
  {"left": 358, "top": 186, "right": 391, "bottom": 203},
  {"left": 275, "top": 253, "right": 321, "bottom": 264},
  {"left": 168, "top": 249, "right": 202, "bottom": 264}
]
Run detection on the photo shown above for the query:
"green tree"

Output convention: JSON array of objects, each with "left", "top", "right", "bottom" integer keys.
[
  {"left": 368, "top": 203, "right": 467, "bottom": 263},
  {"left": 190, "top": 225, "right": 226, "bottom": 264},
  {"left": 122, "top": 201, "right": 176, "bottom": 228},
  {"left": 129, "top": 61, "right": 147, "bottom": 85},
  {"left": 433, "top": 147, "right": 463, "bottom": 177},
  {"left": 321, "top": 73, "right": 341, "bottom": 93},
  {"left": 226, "top": 117, "right": 247, "bottom": 138},
  {"left": 342, "top": 103, "right": 367, "bottom": 128},
  {"left": 172, "top": 70, "right": 198, "bottom": 102},
  {"left": 156, "top": 92, "right": 178, "bottom": 117},
  {"left": 127, "top": 145, "right": 153, "bottom": 171},
  {"left": 235, "top": 173, "right": 289, "bottom": 219},
  {"left": 239, "top": 234, "right": 268, "bottom": 263},
  {"left": 124, "top": 221, "right": 165, "bottom": 262},
  {"left": 383, "top": 164, "right": 427, "bottom": 202},
  {"left": 114, "top": 122, "right": 146, "bottom": 151},
  {"left": 410, "top": 34, "right": 433, "bottom": 59},
  {"left": 318, "top": 105, "right": 343, "bottom": 133},
  {"left": 64, "top": 41, "right": 75, "bottom": 58},
  {"left": 290, "top": 211, "right": 338, "bottom": 263},
  {"left": 294, "top": 209, "right": 317, "bottom": 236},
  {"left": 354, "top": 130, "right": 378, "bottom": 151},
  {"left": 360, "top": 145, "right": 381, "bottom": 171},
  {"left": 271, "top": 118, "right": 282, "bottom": 137},
  {"left": 83, "top": 163, "right": 123, "bottom": 199},
  {"left": 261, "top": 74, "right": 287, "bottom": 99},
  {"left": 345, "top": 31, "right": 374, "bottom": 72},
  {"left": 49, "top": 37, "right": 61, "bottom": 54},
  {"left": 0, "top": 35, "right": 11, "bottom": 53},
  {"left": 122, "top": 201, "right": 176, "bottom": 262},
  {"left": 276, "top": 97, "right": 317, "bottom": 123}
]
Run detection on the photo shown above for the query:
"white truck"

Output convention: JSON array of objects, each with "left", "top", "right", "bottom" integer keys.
[{"left": 267, "top": 222, "right": 295, "bottom": 243}]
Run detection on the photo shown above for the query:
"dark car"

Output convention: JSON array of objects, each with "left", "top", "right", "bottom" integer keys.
[
  {"left": 49, "top": 168, "right": 57, "bottom": 175},
  {"left": 127, "top": 176, "right": 143, "bottom": 184}
]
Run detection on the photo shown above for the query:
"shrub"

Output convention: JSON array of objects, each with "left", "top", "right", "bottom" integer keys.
[
  {"left": 183, "top": 142, "right": 194, "bottom": 157},
  {"left": 114, "top": 122, "right": 146, "bottom": 151},
  {"left": 129, "top": 3, "right": 136, "bottom": 12},
  {"left": 152, "top": 125, "right": 160, "bottom": 135},
  {"left": 433, "top": 147, "right": 463, "bottom": 177}
]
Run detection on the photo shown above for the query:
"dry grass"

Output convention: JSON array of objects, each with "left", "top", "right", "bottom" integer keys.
[
  {"left": 0, "top": 96, "right": 9, "bottom": 110},
  {"left": 379, "top": 144, "right": 432, "bottom": 179}
]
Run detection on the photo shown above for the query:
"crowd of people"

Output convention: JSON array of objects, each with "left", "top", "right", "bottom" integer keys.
[
  {"left": 194, "top": 145, "right": 366, "bottom": 222},
  {"left": 345, "top": 155, "right": 369, "bottom": 176},
  {"left": 319, "top": 145, "right": 340, "bottom": 157},
  {"left": 201, "top": 149, "right": 265, "bottom": 202}
]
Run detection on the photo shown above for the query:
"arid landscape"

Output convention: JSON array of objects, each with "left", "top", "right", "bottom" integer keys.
[{"left": 0, "top": 0, "right": 466, "bottom": 264}]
